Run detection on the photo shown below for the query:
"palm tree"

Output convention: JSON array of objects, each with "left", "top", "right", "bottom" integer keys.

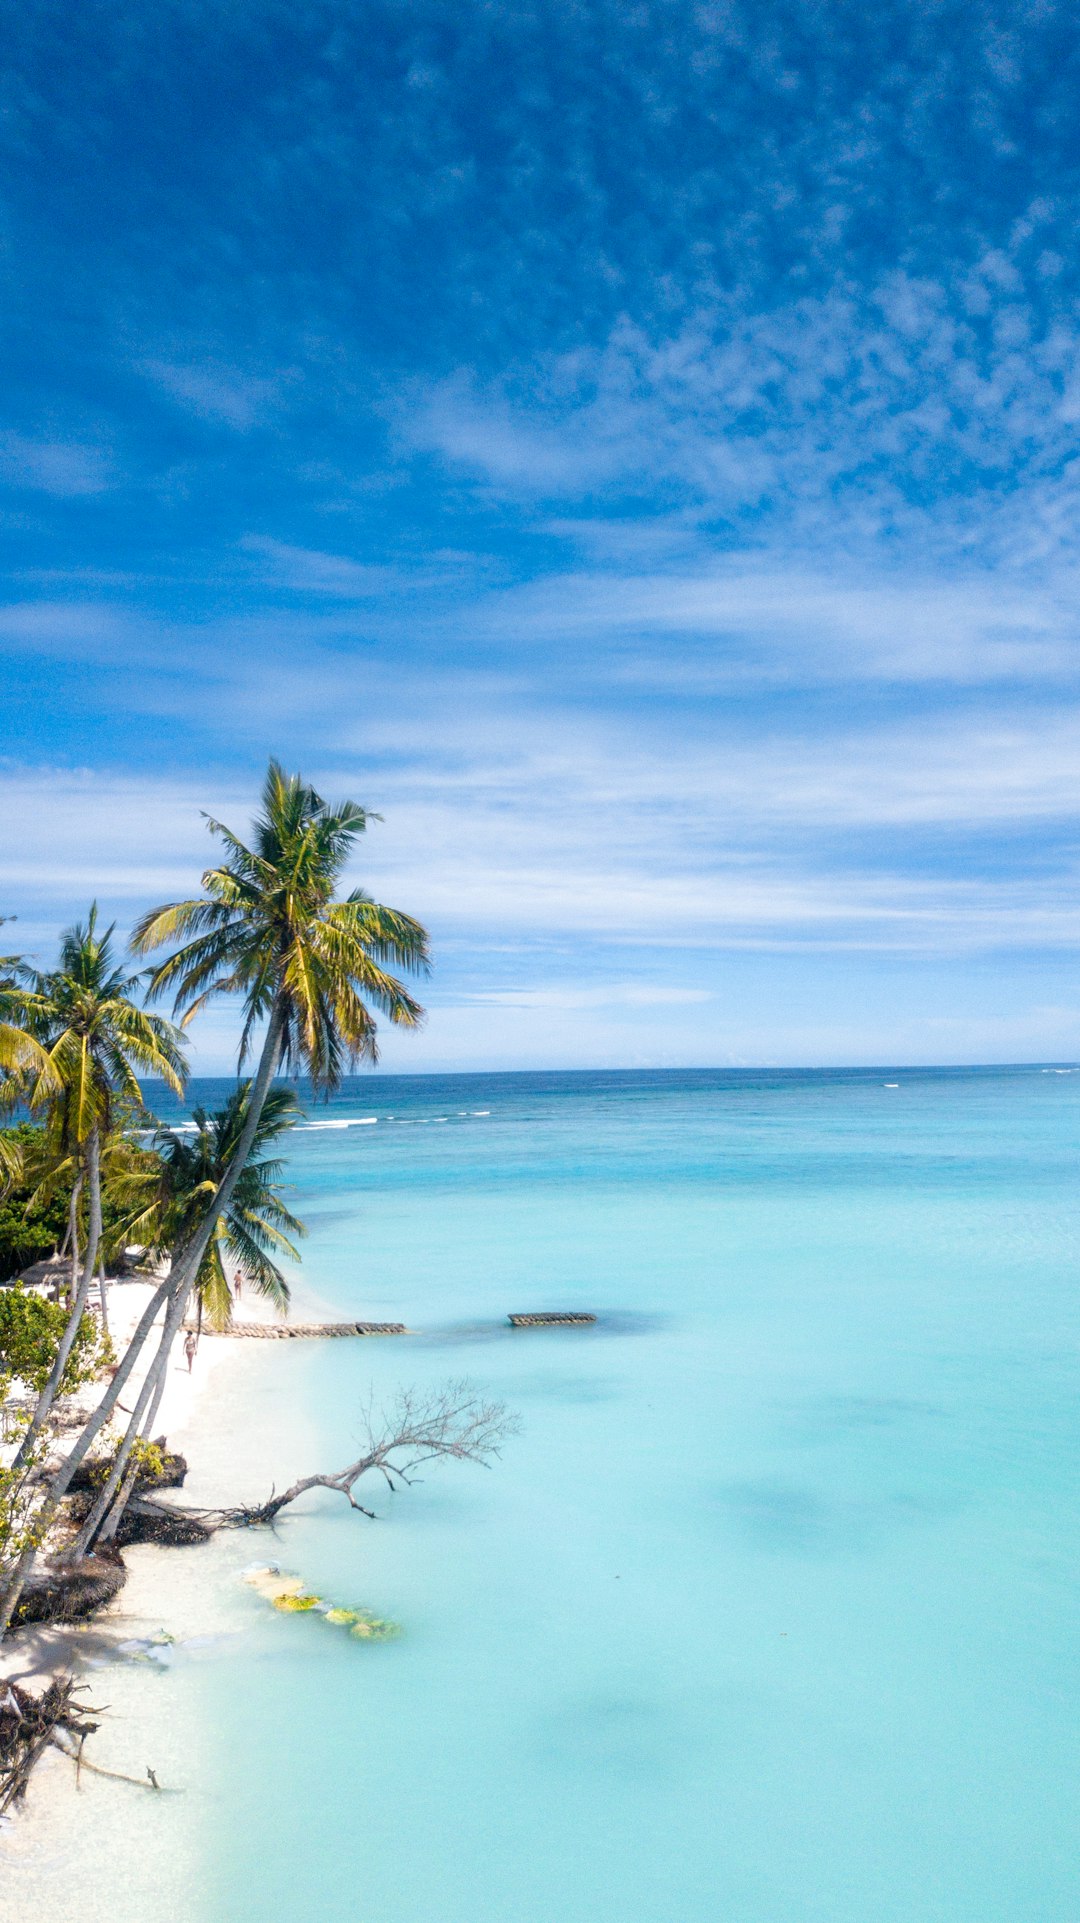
[
  {"left": 4, "top": 908, "right": 186, "bottom": 1472},
  {"left": 113, "top": 1085, "right": 305, "bottom": 1329},
  {"left": 0, "top": 768, "right": 428, "bottom": 1631},
  {"left": 72, "top": 1085, "right": 305, "bottom": 1554},
  {"left": 83, "top": 761, "right": 428, "bottom": 1549},
  {"left": 129, "top": 758, "right": 427, "bottom": 1315}
]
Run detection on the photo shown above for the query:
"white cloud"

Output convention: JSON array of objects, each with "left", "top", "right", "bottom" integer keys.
[
  {"left": 403, "top": 273, "right": 1080, "bottom": 571},
  {"left": 0, "top": 433, "right": 113, "bottom": 497},
  {"left": 141, "top": 359, "right": 287, "bottom": 429},
  {"left": 468, "top": 559, "right": 1080, "bottom": 685},
  {"left": 4, "top": 708, "right": 1080, "bottom": 966},
  {"left": 240, "top": 537, "right": 402, "bottom": 597}
]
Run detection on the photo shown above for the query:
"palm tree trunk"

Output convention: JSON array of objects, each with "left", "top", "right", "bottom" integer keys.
[
  {"left": 78, "top": 1005, "right": 286, "bottom": 1552},
  {"left": 172, "top": 1003, "right": 286, "bottom": 1300},
  {"left": 67, "top": 1174, "right": 83, "bottom": 1306},
  {"left": 97, "top": 1256, "right": 109, "bottom": 1339},
  {"left": 3, "top": 1015, "right": 286, "bottom": 1621},
  {"left": 10, "top": 1129, "right": 102, "bottom": 1475},
  {"left": 0, "top": 1271, "right": 172, "bottom": 1636},
  {"left": 74, "top": 1273, "right": 188, "bottom": 1553},
  {"left": 87, "top": 1325, "right": 176, "bottom": 1551}
]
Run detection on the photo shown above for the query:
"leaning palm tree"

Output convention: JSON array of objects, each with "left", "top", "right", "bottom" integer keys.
[
  {"left": 72, "top": 1085, "right": 306, "bottom": 1555},
  {"left": 4, "top": 908, "right": 186, "bottom": 1473},
  {"left": 130, "top": 758, "right": 427, "bottom": 1313},
  {"left": 85, "top": 762, "right": 428, "bottom": 1546}
]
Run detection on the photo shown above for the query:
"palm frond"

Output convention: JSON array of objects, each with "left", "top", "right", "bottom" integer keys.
[{"left": 130, "top": 758, "right": 428, "bottom": 1091}]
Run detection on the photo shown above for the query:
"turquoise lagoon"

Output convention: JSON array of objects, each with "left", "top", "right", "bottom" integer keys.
[{"left": 7, "top": 1067, "right": 1080, "bottom": 1921}]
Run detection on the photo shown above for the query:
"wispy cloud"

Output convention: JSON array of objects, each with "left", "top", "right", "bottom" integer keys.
[
  {"left": 0, "top": 433, "right": 113, "bottom": 496},
  {"left": 5, "top": 705, "right": 1080, "bottom": 964},
  {"left": 406, "top": 269, "right": 1080, "bottom": 563},
  {"left": 464, "top": 558, "right": 1080, "bottom": 686},
  {"left": 140, "top": 359, "right": 288, "bottom": 429}
]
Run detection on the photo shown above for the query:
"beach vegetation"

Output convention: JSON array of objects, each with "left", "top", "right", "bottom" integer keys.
[
  {"left": 84, "top": 1435, "right": 170, "bottom": 1493},
  {"left": 0, "top": 1287, "right": 113, "bottom": 1399},
  {"left": 2, "top": 909, "right": 185, "bottom": 1473},
  {"left": 0, "top": 1124, "right": 73, "bottom": 1281}
]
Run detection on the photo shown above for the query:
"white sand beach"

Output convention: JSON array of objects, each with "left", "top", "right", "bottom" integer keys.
[{"left": 0, "top": 1272, "right": 313, "bottom": 1895}]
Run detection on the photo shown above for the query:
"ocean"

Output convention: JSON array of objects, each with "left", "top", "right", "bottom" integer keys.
[{"left": 5, "top": 1067, "right": 1080, "bottom": 1922}]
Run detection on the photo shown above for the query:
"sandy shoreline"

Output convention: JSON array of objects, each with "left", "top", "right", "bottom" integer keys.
[
  {"left": 0, "top": 1258, "right": 368, "bottom": 1908},
  {"left": 0, "top": 1268, "right": 318, "bottom": 1861},
  {"left": 0, "top": 1282, "right": 243, "bottom": 1691}
]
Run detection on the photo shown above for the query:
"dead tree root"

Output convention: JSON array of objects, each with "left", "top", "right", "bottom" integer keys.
[{"left": 0, "top": 1675, "right": 99, "bottom": 1814}]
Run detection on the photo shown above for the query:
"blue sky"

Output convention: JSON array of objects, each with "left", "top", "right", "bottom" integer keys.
[{"left": 3, "top": 0, "right": 1080, "bottom": 1070}]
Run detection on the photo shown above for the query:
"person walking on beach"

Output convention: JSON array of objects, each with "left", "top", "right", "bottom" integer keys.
[{"left": 184, "top": 1329, "right": 198, "bottom": 1372}]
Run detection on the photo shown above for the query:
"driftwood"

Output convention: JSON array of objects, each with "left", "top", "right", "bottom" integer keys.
[
  {"left": 0, "top": 1675, "right": 169, "bottom": 1809},
  {"left": 29, "top": 1382, "right": 517, "bottom": 1545},
  {"left": 0, "top": 1675, "right": 99, "bottom": 1813}
]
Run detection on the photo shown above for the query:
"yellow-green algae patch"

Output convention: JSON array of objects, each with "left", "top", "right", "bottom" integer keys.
[{"left": 242, "top": 1565, "right": 401, "bottom": 1640}]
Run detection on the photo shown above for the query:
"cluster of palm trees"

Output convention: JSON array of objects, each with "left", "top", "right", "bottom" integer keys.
[{"left": 0, "top": 760, "right": 429, "bottom": 1636}]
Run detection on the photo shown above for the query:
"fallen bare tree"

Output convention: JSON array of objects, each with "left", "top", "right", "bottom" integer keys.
[{"left": 215, "top": 1379, "right": 518, "bottom": 1527}]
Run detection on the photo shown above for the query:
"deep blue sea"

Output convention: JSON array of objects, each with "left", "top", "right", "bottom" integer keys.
[{"left": 9, "top": 1067, "right": 1080, "bottom": 1922}]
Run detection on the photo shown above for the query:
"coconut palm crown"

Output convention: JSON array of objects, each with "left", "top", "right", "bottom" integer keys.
[
  {"left": 113, "top": 1084, "right": 306, "bottom": 1329},
  {"left": 10, "top": 907, "right": 186, "bottom": 1139},
  {"left": 130, "top": 759, "right": 429, "bottom": 1087}
]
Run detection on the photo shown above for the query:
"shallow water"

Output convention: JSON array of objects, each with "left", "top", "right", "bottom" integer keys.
[{"left": 7, "top": 1067, "right": 1080, "bottom": 1921}]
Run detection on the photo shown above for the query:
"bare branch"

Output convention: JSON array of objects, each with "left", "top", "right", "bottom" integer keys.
[{"left": 215, "top": 1380, "right": 518, "bottom": 1528}]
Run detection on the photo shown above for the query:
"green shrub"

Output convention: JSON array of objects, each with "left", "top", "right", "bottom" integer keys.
[
  {"left": 0, "top": 1124, "right": 72, "bottom": 1281},
  {"left": 86, "top": 1433, "right": 168, "bottom": 1492},
  {"left": 0, "top": 1286, "right": 113, "bottom": 1395}
]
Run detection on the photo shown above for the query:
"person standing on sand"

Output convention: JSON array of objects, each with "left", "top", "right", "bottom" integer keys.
[{"left": 184, "top": 1330, "right": 197, "bottom": 1372}]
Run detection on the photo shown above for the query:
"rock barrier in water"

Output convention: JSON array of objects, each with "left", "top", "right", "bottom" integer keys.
[
  {"left": 507, "top": 1312, "right": 597, "bottom": 1327},
  {"left": 209, "top": 1320, "right": 409, "bottom": 1338}
]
